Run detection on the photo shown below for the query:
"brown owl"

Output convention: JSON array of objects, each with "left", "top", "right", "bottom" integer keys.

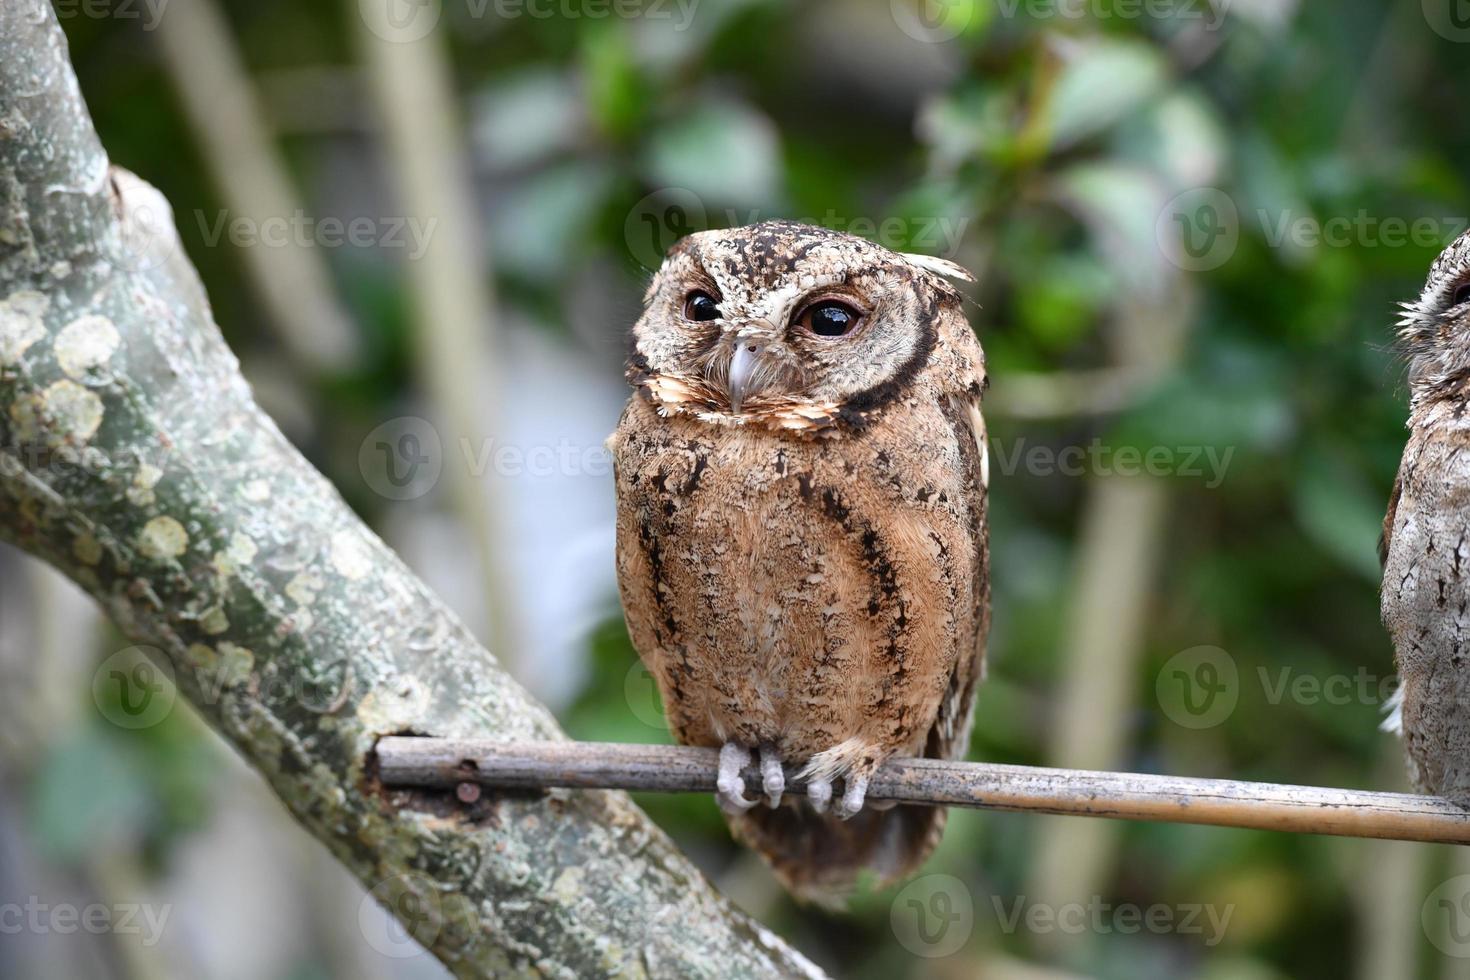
[
  {"left": 1382, "top": 229, "right": 1470, "bottom": 804},
  {"left": 609, "top": 221, "right": 990, "bottom": 901}
]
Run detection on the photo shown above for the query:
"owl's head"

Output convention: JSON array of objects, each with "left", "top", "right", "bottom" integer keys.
[
  {"left": 1399, "top": 229, "right": 1470, "bottom": 400},
  {"left": 627, "top": 221, "right": 981, "bottom": 434}
]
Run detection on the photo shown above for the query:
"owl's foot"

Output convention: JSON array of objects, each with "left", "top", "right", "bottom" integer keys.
[
  {"left": 799, "top": 741, "right": 880, "bottom": 819},
  {"left": 806, "top": 776, "right": 833, "bottom": 814},
  {"left": 759, "top": 745, "right": 785, "bottom": 808},
  {"left": 805, "top": 772, "right": 869, "bottom": 819},
  {"left": 717, "top": 743, "right": 789, "bottom": 811},
  {"left": 833, "top": 772, "right": 868, "bottom": 820},
  {"left": 717, "top": 742, "right": 757, "bottom": 813}
]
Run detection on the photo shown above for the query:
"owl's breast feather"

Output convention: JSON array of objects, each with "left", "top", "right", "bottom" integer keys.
[{"left": 612, "top": 392, "right": 985, "bottom": 760}]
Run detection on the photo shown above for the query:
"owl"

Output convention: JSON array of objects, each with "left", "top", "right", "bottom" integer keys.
[
  {"left": 608, "top": 221, "right": 990, "bottom": 901},
  {"left": 1382, "top": 229, "right": 1470, "bottom": 804}
]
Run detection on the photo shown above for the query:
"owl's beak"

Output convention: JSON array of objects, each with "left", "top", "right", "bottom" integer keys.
[{"left": 727, "top": 340, "right": 765, "bottom": 415}]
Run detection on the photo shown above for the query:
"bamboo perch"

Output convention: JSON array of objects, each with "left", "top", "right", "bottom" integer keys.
[{"left": 375, "top": 738, "right": 1470, "bottom": 846}]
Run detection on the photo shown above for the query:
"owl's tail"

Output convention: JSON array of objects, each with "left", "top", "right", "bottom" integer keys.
[{"left": 728, "top": 800, "right": 947, "bottom": 907}]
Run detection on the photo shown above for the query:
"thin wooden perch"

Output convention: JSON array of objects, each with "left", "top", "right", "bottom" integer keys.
[{"left": 377, "top": 738, "right": 1470, "bottom": 846}]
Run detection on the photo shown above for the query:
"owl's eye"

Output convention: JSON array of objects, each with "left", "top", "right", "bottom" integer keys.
[
  {"left": 798, "top": 300, "right": 862, "bottom": 338},
  {"left": 684, "top": 291, "right": 722, "bottom": 322},
  {"left": 1452, "top": 281, "right": 1470, "bottom": 308}
]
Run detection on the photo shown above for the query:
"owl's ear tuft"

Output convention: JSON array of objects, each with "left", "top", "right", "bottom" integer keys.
[{"left": 901, "top": 252, "right": 975, "bottom": 284}]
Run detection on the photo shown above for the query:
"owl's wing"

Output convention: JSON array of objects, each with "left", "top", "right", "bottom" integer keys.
[
  {"left": 1380, "top": 468, "right": 1403, "bottom": 569},
  {"left": 926, "top": 392, "right": 990, "bottom": 763}
]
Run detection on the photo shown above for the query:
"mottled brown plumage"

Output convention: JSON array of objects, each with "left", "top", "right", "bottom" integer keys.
[
  {"left": 1382, "top": 229, "right": 1470, "bottom": 803},
  {"left": 609, "top": 221, "right": 989, "bottom": 901}
]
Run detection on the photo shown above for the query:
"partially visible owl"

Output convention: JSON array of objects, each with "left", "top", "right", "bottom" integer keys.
[
  {"left": 609, "top": 221, "right": 989, "bottom": 901},
  {"left": 1382, "top": 229, "right": 1470, "bottom": 804}
]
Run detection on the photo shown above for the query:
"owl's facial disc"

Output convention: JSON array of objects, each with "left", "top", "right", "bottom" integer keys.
[
  {"left": 631, "top": 222, "right": 969, "bottom": 430},
  {"left": 1400, "top": 232, "right": 1470, "bottom": 392}
]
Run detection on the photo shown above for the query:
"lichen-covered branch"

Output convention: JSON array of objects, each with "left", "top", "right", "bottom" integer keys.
[{"left": 0, "top": 5, "right": 824, "bottom": 977}]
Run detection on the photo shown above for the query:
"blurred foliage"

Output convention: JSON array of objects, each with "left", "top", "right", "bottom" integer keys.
[{"left": 29, "top": 0, "right": 1470, "bottom": 977}]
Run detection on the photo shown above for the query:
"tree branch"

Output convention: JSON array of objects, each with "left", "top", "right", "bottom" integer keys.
[
  {"left": 377, "top": 739, "right": 1470, "bottom": 846},
  {"left": 0, "top": 5, "right": 824, "bottom": 977}
]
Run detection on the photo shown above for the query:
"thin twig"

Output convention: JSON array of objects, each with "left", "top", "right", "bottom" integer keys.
[
  {"left": 375, "top": 738, "right": 1470, "bottom": 846},
  {"left": 356, "top": 15, "right": 519, "bottom": 672},
  {"left": 154, "top": 0, "right": 359, "bottom": 372}
]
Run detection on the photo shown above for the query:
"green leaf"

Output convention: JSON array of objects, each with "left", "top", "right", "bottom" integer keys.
[
  {"left": 472, "top": 69, "right": 584, "bottom": 171},
  {"left": 642, "top": 100, "right": 782, "bottom": 209},
  {"left": 1046, "top": 38, "right": 1168, "bottom": 150},
  {"left": 29, "top": 725, "right": 153, "bottom": 862},
  {"left": 1292, "top": 448, "right": 1385, "bottom": 580},
  {"left": 580, "top": 24, "right": 648, "bottom": 139}
]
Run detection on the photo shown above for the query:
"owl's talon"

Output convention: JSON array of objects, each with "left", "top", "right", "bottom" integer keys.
[
  {"left": 759, "top": 747, "right": 785, "bottom": 808},
  {"left": 717, "top": 743, "right": 757, "bottom": 812},
  {"left": 833, "top": 773, "right": 868, "bottom": 820},
  {"left": 806, "top": 776, "right": 832, "bottom": 814}
]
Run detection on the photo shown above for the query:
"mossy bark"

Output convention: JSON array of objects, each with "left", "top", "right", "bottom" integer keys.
[{"left": 0, "top": 5, "right": 824, "bottom": 977}]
